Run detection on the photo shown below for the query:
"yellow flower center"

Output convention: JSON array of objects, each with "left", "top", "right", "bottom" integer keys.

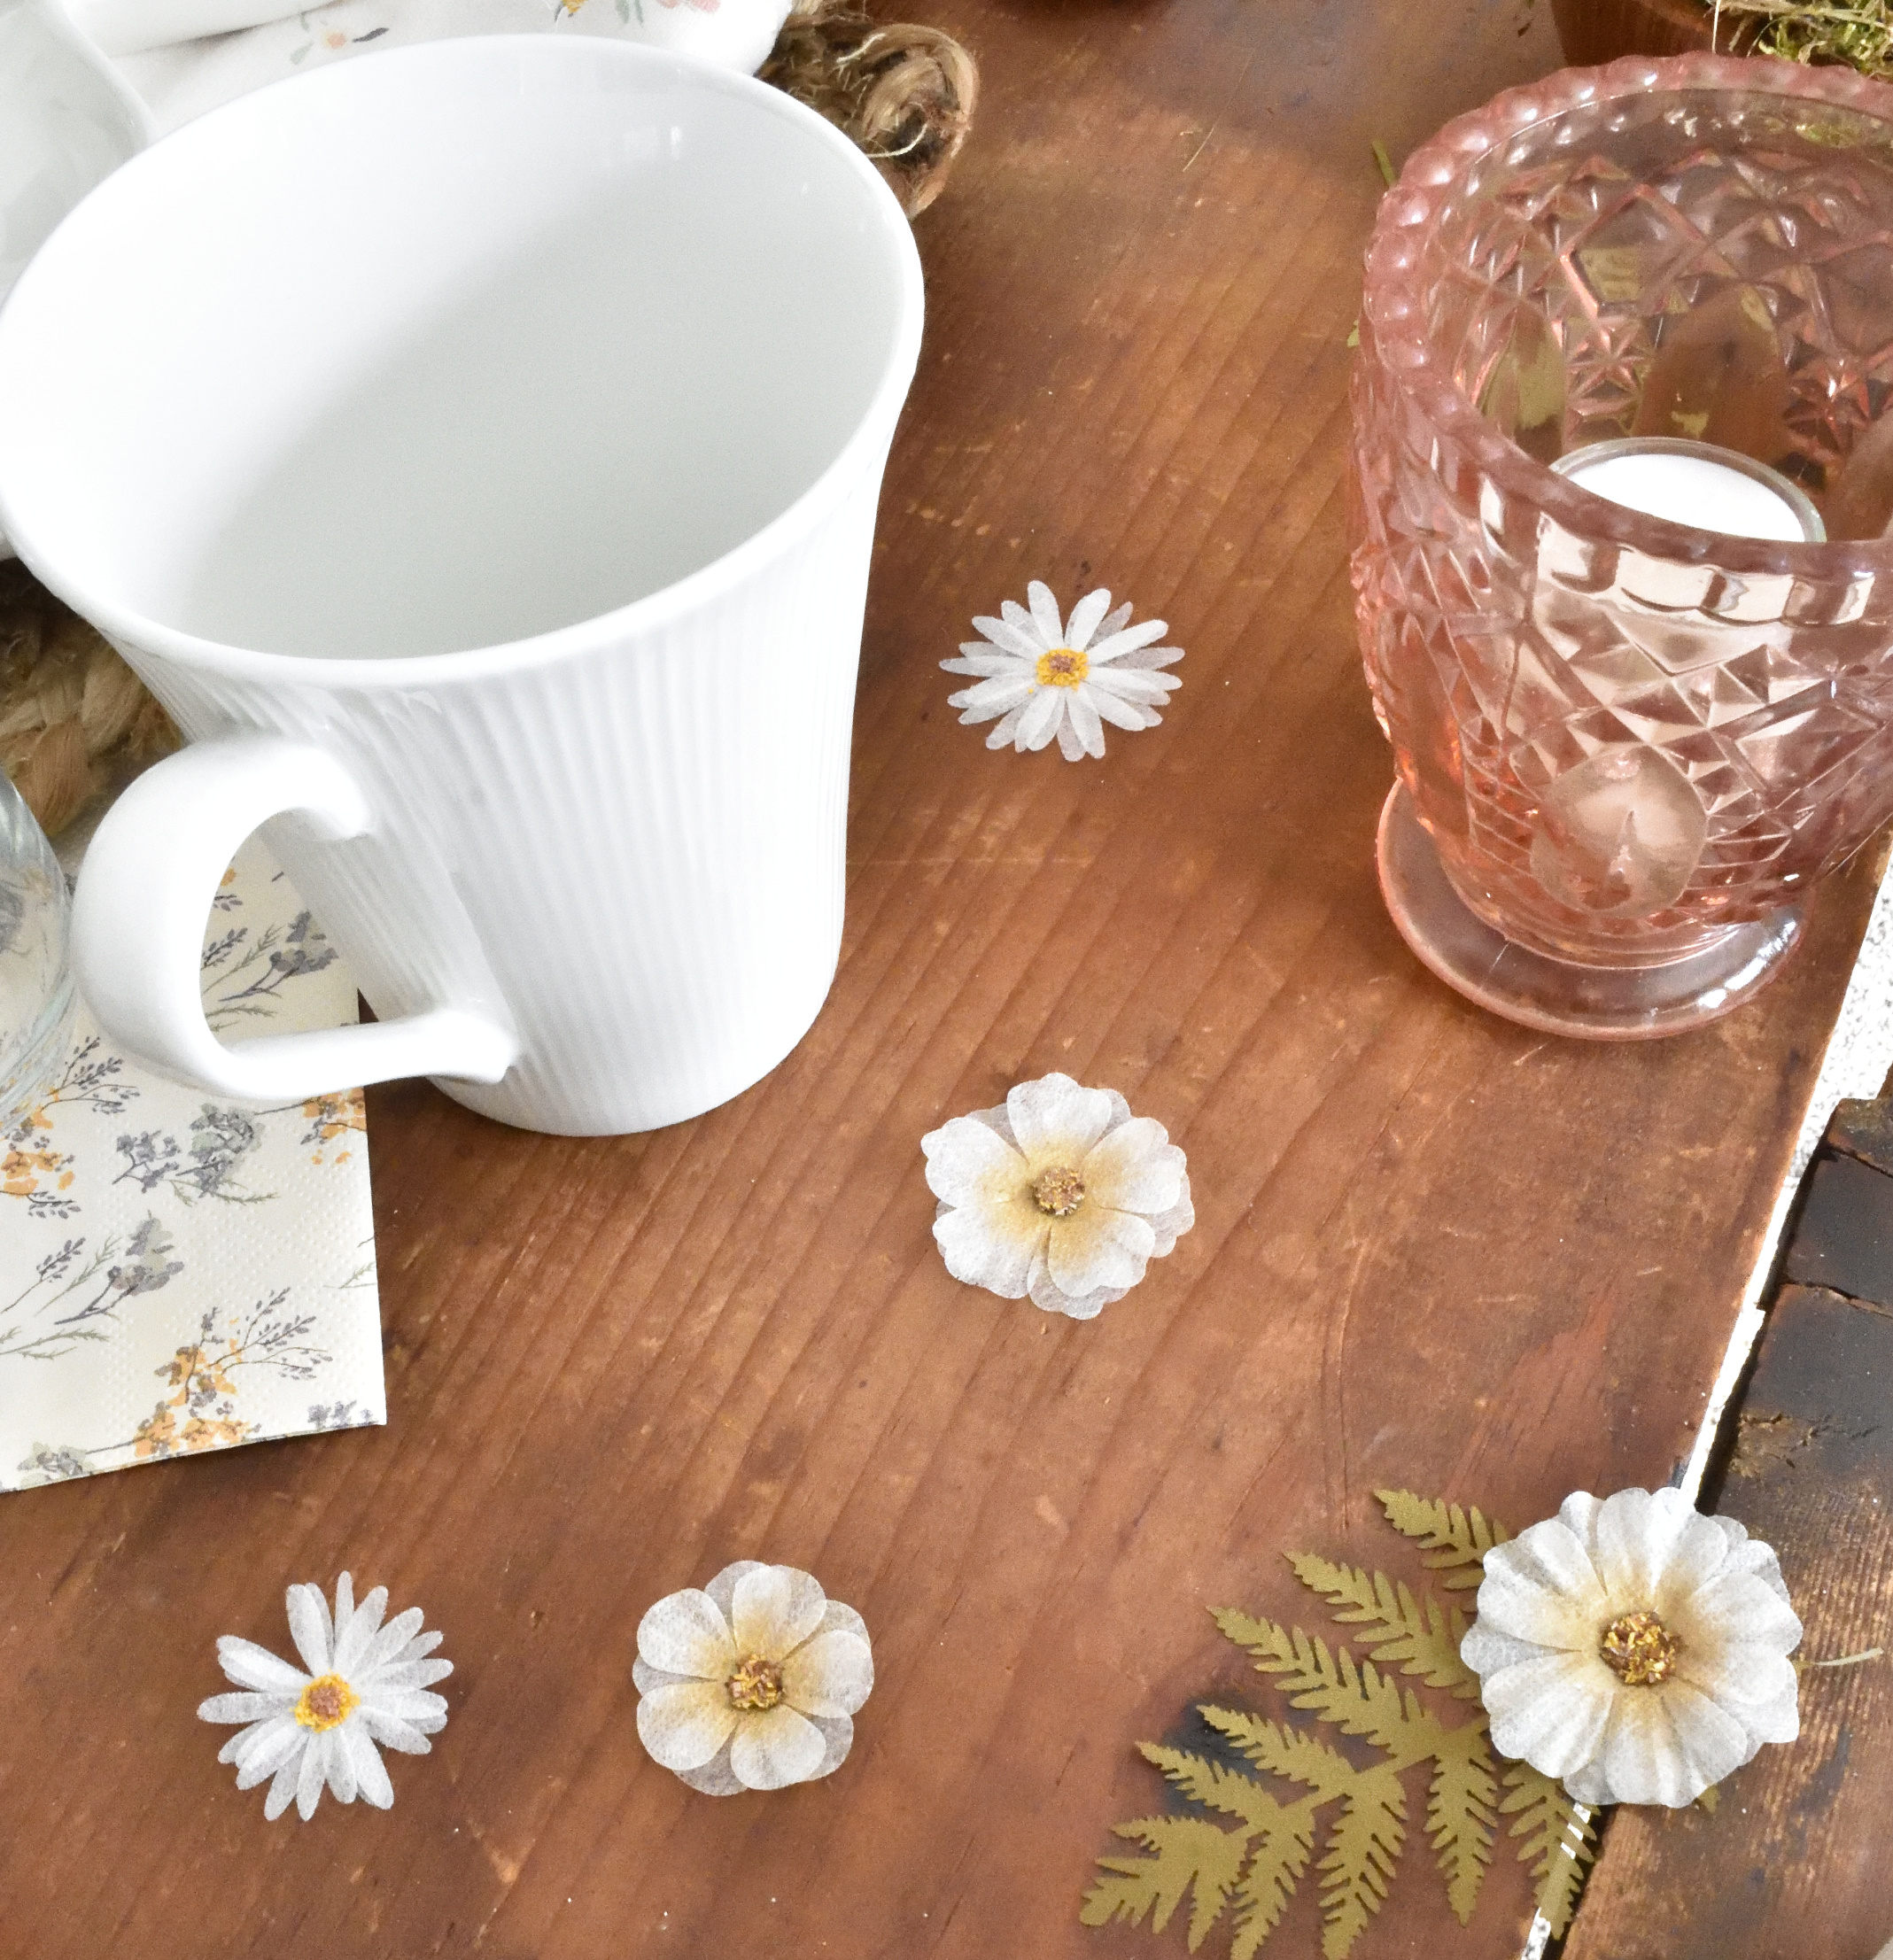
[
  {"left": 294, "top": 1672, "right": 361, "bottom": 1731},
  {"left": 726, "top": 1654, "right": 785, "bottom": 1712},
  {"left": 1036, "top": 647, "right": 1089, "bottom": 688},
  {"left": 1599, "top": 1609, "right": 1682, "bottom": 1685},
  {"left": 1032, "top": 1166, "right": 1087, "bottom": 1216}
]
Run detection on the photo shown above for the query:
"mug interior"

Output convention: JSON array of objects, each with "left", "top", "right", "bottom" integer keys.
[{"left": 0, "top": 38, "right": 915, "bottom": 659}]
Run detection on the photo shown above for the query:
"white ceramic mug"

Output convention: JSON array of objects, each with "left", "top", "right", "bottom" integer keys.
[{"left": 0, "top": 36, "right": 922, "bottom": 1135}]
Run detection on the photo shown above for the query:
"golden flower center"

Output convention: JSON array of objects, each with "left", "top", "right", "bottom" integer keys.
[
  {"left": 1032, "top": 1166, "right": 1087, "bottom": 1216},
  {"left": 726, "top": 1654, "right": 785, "bottom": 1712},
  {"left": 294, "top": 1672, "right": 361, "bottom": 1731},
  {"left": 1599, "top": 1609, "right": 1683, "bottom": 1685},
  {"left": 1036, "top": 647, "right": 1089, "bottom": 688}
]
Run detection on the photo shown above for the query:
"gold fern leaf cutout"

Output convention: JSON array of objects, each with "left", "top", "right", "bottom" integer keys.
[{"left": 1079, "top": 1491, "right": 1597, "bottom": 1958}]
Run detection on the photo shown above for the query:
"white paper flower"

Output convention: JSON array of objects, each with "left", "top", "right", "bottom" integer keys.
[
  {"left": 942, "top": 580, "right": 1183, "bottom": 761},
  {"left": 1461, "top": 1487, "right": 1801, "bottom": 1808},
  {"left": 198, "top": 1572, "right": 452, "bottom": 1821},
  {"left": 634, "top": 1561, "right": 873, "bottom": 1794},
  {"left": 921, "top": 1071, "right": 1194, "bottom": 1319}
]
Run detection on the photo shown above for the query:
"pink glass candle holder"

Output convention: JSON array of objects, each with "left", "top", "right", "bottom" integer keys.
[{"left": 1352, "top": 53, "right": 1893, "bottom": 1038}]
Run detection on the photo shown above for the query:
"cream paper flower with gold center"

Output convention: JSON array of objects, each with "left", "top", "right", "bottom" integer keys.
[
  {"left": 634, "top": 1561, "right": 874, "bottom": 1794},
  {"left": 1461, "top": 1486, "right": 1802, "bottom": 1808},
  {"left": 921, "top": 1072, "right": 1194, "bottom": 1320}
]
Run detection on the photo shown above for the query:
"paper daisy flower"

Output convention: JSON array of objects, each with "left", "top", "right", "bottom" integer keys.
[
  {"left": 634, "top": 1561, "right": 874, "bottom": 1794},
  {"left": 943, "top": 580, "right": 1183, "bottom": 760},
  {"left": 198, "top": 1573, "right": 452, "bottom": 1821},
  {"left": 1461, "top": 1487, "right": 1801, "bottom": 1809},
  {"left": 921, "top": 1071, "right": 1194, "bottom": 1320}
]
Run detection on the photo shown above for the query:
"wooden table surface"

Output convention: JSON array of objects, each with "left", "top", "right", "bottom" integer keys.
[{"left": 4, "top": 2, "right": 1889, "bottom": 1956}]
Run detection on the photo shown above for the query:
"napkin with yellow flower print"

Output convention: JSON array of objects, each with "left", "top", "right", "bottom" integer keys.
[{"left": 0, "top": 837, "right": 384, "bottom": 1491}]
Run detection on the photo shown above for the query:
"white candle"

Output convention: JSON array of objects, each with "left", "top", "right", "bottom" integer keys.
[{"left": 1553, "top": 438, "right": 1824, "bottom": 544}]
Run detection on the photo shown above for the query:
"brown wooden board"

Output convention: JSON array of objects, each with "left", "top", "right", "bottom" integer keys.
[
  {"left": 1563, "top": 1283, "right": 1893, "bottom": 1960},
  {"left": 1, "top": 3, "right": 1887, "bottom": 1957}
]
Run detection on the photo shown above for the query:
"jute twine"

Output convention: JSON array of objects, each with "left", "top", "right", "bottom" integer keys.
[
  {"left": 0, "top": 561, "right": 177, "bottom": 838},
  {"left": 0, "top": 5, "right": 979, "bottom": 837},
  {"left": 763, "top": 0, "right": 979, "bottom": 216}
]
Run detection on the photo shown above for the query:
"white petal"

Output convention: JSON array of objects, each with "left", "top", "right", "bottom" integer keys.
[
  {"left": 934, "top": 1197, "right": 1045, "bottom": 1298},
  {"left": 1083, "top": 666, "right": 1176, "bottom": 703},
  {"left": 375, "top": 1657, "right": 454, "bottom": 1692},
  {"left": 1714, "top": 1522, "right": 1794, "bottom": 1606},
  {"left": 264, "top": 1756, "right": 300, "bottom": 1821},
  {"left": 1086, "top": 617, "right": 1169, "bottom": 664},
  {"left": 1081, "top": 1118, "right": 1184, "bottom": 1214},
  {"left": 232, "top": 1717, "right": 306, "bottom": 1788},
  {"left": 950, "top": 646, "right": 1029, "bottom": 671},
  {"left": 361, "top": 1608, "right": 426, "bottom": 1674},
  {"left": 638, "top": 1588, "right": 738, "bottom": 1681},
  {"left": 1089, "top": 686, "right": 1157, "bottom": 732},
  {"left": 985, "top": 704, "right": 1028, "bottom": 748},
  {"left": 345, "top": 1722, "right": 394, "bottom": 1809},
  {"left": 781, "top": 1630, "right": 874, "bottom": 1718},
  {"left": 921, "top": 1113, "right": 1030, "bottom": 1210},
  {"left": 1006, "top": 1073, "right": 1117, "bottom": 1164},
  {"left": 1147, "top": 1177, "right": 1195, "bottom": 1256},
  {"left": 1594, "top": 1683, "right": 1749, "bottom": 1806},
  {"left": 360, "top": 1708, "right": 434, "bottom": 1755},
  {"left": 704, "top": 1562, "right": 766, "bottom": 1620},
  {"left": 1476, "top": 1520, "right": 1610, "bottom": 1646},
  {"left": 1012, "top": 685, "right": 1066, "bottom": 752},
  {"left": 217, "top": 1636, "right": 308, "bottom": 1695},
  {"left": 360, "top": 1685, "right": 449, "bottom": 1726},
  {"left": 1027, "top": 581, "right": 1066, "bottom": 647},
  {"left": 1028, "top": 1269, "right": 1121, "bottom": 1319},
  {"left": 731, "top": 1567, "right": 827, "bottom": 1660},
  {"left": 729, "top": 1705, "right": 827, "bottom": 1790},
  {"left": 1479, "top": 1651, "right": 1615, "bottom": 1778},
  {"left": 218, "top": 1720, "right": 267, "bottom": 1766},
  {"left": 333, "top": 1584, "right": 388, "bottom": 1678},
  {"left": 806, "top": 1712, "right": 856, "bottom": 1780},
  {"left": 286, "top": 1584, "right": 332, "bottom": 1677},
  {"left": 1064, "top": 688, "right": 1106, "bottom": 758},
  {"left": 1672, "top": 1567, "right": 1802, "bottom": 1656},
  {"left": 1046, "top": 1205, "right": 1155, "bottom": 1298},
  {"left": 1459, "top": 1623, "right": 1546, "bottom": 1677},
  {"left": 331, "top": 1573, "right": 355, "bottom": 1654},
  {"left": 638, "top": 1679, "right": 740, "bottom": 1772},
  {"left": 296, "top": 1729, "right": 329, "bottom": 1819},
  {"left": 199, "top": 1692, "right": 284, "bottom": 1726},
  {"left": 1592, "top": 1487, "right": 1705, "bottom": 1608},
  {"left": 1064, "top": 589, "right": 1113, "bottom": 650},
  {"left": 327, "top": 1724, "right": 359, "bottom": 1805},
  {"left": 949, "top": 674, "right": 1035, "bottom": 715},
  {"left": 969, "top": 613, "right": 1041, "bottom": 659},
  {"left": 1056, "top": 716, "right": 1087, "bottom": 763},
  {"left": 1676, "top": 1643, "right": 1799, "bottom": 1740}
]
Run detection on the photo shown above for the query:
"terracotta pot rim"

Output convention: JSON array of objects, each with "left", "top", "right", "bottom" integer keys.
[{"left": 1362, "top": 51, "right": 1893, "bottom": 582}]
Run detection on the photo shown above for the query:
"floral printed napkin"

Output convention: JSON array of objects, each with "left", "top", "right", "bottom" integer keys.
[{"left": 0, "top": 840, "right": 383, "bottom": 1491}]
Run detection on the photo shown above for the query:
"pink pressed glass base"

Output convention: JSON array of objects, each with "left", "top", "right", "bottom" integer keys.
[
  {"left": 1352, "top": 53, "right": 1893, "bottom": 1036},
  {"left": 1377, "top": 784, "right": 1806, "bottom": 1038}
]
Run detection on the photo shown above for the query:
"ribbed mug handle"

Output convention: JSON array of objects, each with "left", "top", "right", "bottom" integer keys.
[{"left": 71, "top": 735, "right": 518, "bottom": 1102}]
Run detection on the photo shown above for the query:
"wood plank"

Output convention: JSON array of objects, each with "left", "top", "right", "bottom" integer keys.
[
  {"left": 1, "top": 4, "right": 1886, "bottom": 1958},
  {"left": 1563, "top": 1282, "right": 1893, "bottom": 1960}
]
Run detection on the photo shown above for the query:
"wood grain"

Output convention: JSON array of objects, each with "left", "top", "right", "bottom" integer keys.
[
  {"left": 1548, "top": 0, "right": 1718, "bottom": 65},
  {"left": 1, "top": 3, "right": 1885, "bottom": 1957}
]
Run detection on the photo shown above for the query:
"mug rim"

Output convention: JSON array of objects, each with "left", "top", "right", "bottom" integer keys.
[
  {"left": 1360, "top": 50, "right": 1893, "bottom": 586},
  {"left": 0, "top": 34, "right": 926, "bottom": 688}
]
